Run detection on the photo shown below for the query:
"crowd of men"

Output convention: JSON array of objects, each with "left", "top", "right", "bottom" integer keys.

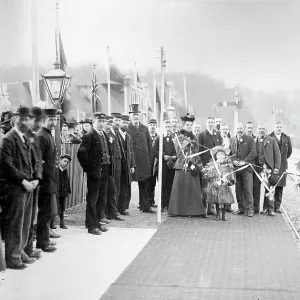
[{"left": 0, "top": 103, "right": 293, "bottom": 270}]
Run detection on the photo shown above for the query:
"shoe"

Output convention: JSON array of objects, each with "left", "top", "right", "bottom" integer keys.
[
  {"left": 22, "top": 257, "right": 37, "bottom": 264},
  {"left": 99, "top": 226, "right": 109, "bottom": 232},
  {"left": 88, "top": 228, "right": 102, "bottom": 235},
  {"left": 268, "top": 211, "right": 275, "bottom": 217},
  {"left": 207, "top": 211, "right": 216, "bottom": 215},
  {"left": 200, "top": 214, "right": 210, "bottom": 219},
  {"left": 100, "top": 218, "right": 110, "bottom": 224},
  {"left": 221, "top": 210, "right": 228, "bottom": 221},
  {"left": 275, "top": 208, "right": 282, "bottom": 213},
  {"left": 142, "top": 208, "right": 156, "bottom": 213},
  {"left": 36, "top": 244, "right": 57, "bottom": 252},
  {"left": 233, "top": 210, "right": 245, "bottom": 215},
  {"left": 260, "top": 209, "right": 267, "bottom": 214},
  {"left": 247, "top": 211, "right": 254, "bottom": 217},
  {"left": 226, "top": 208, "right": 233, "bottom": 213},
  {"left": 151, "top": 204, "right": 158, "bottom": 208},
  {"left": 26, "top": 249, "right": 42, "bottom": 259},
  {"left": 50, "top": 230, "right": 61, "bottom": 239},
  {"left": 60, "top": 222, "right": 68, "bottom": 229},
  {"left": 7, "top": 262, "right": 28, "bottom": 270},
  {"left": 50, "top": 220, "right": 57, "bottom": 229},
  {"left": 254, "top": 211, "right": 259, "bottom": 214},
  {"left": 119, "top": 211, "right": 129, "bottom": 216}
]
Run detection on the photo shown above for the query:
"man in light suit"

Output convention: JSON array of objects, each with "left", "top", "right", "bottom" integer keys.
[{"left": 253, "top": 123, "right": 281, "bottom": 216}]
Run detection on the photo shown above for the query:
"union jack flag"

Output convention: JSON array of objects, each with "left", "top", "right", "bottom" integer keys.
[{"left": 92, "top": 65, "right": 101, "bottom": 112}]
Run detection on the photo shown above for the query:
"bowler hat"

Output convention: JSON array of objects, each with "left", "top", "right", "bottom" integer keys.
[
  {"left": 93, "top": 112, "right": 106, "bottom": 120},
  {"left": 121, "top": 115, "right": 130, "bottom": 122},
  {"left": 60, "top": 154, "right": 72, "bottom": 161},
  {"left": 111, "top": 113, "right": 122, "bottom": 119},
  {"left": 43, "top": 109, "right": 58, "bottom": 117},
  {"left": 148, "top": 119, "right": 157, "bottom": 125},
  {"left": 79, "top": 118, "right": 92, "bottom": 124},
  {"left": 14, "top": 106, "right": 33, "bottom": 117},
  {"left": 30, "top": 106, "right": 44, "bottom": 119},
  {"left": 269, "top": 173, "right": 281, "bottom": 186},
  {"left": 129, "top": 104, "right": 141, "bottom": 114}
]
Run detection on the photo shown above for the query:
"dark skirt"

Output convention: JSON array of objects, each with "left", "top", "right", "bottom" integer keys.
[{"left": 168, "top": 170, "right": 205, "bottom": 216}]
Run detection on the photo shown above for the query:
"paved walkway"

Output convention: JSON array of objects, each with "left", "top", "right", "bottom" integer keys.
[
  {"left": 0, "top": 227, "right": 156, "bottom": 300},
  {"left": 101, "top": 214, "right": 300, "bottom": 300}
]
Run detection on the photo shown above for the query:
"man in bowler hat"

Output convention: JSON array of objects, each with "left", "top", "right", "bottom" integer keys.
[
  {"left": 127, "top": 104, "right": 155, "bottom": 213},
  {"left": 0, "top": 106, "right": 42, "bottom": 269}
]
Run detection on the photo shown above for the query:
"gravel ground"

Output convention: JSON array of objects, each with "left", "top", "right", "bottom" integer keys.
[{"left": 64, "top": 182, "right": 168, "bottom": 229}]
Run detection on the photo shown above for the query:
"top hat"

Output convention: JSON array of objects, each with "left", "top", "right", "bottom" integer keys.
[
  {"left": 30, "top": 106, "right": 44, "bottom": 119},
  {"left": 43, "top": 108, "right": 58, "bottom": 117},
  {"left": 148, "top": 119, "right": 157, "bottom": 125},
  {"left": 68, "top": 121, "right": 79, "bottom": 128},
  {"left": 111, "top": 113, "right": 122, "bottom": 119},
  {"left": 181, "top": 113, "right": 195, "bottom": 123},
  {"left": 60, "top": 154, "right": 72, "bottom": 161},
  {"left": 121, "top": 115, "right": 130, "bottom": 122},
  {"left": 79, "top": 118, "right": 92, "bottom": 124},
  {"left": 14, "top": 106, "right": 33, "bottom": 117},
  {"left": 93, "top": 112, "right": 106, "bottom": 120},
  {"left": 129, "top": 104, "right": 141, "bottom": 114}
]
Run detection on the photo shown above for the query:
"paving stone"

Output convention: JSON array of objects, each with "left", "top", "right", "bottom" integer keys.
[{"left": 101, "top": 214, "right": 300, "bottom": 300}]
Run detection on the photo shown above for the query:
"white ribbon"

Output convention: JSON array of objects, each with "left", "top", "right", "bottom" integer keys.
[
  {"left": 185, "top": 149, "right": 210, "bottom": 159},
  {"left": 222, "top": 163, "right": 250, "bottom": 179}
]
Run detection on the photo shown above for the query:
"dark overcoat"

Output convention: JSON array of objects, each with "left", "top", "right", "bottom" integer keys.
[
  {"left": 127, "top": 122, "right": 152, "bottom": 182},
  {"left": 269, "top": 132, "right": 292, "bottom": 186},
  {"left": 197, "top": 129, "right": 223, "bottom": 165},
  {"left": 36, "top": 127, "right": 58, "bottom": 195},
  {"left": 116, "top": 130, "right": 136, "bottom": 184},
  {"left": 0, "top": 129, "right": 42, "bottom": 185},
  {"left": 77, "top": 128, "right": 113, "bottom": 179}
]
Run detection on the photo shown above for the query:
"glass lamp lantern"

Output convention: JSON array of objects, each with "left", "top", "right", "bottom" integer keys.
[{"left": 42, "top": 58, "right": 72, "bottom": 108}]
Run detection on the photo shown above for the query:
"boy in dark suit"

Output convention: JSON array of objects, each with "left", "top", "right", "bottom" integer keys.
[{"left": 57, "top": 154, "right": 72, "bottom": 229}]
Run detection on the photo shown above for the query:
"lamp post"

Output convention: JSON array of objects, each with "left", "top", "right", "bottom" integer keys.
[{"left": 42, "top": 58, "right": 72, "bottom": 156}]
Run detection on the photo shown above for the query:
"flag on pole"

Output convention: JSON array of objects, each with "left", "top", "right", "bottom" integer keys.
[
  {"left": 92, "top": 65, "right": 101, "bottom": 113},
  {"left": 55, "top": 31, "right": 67, "bottom": 71},
  {"left": 137, "top": 73, "right": 143, "bottom": 90}
]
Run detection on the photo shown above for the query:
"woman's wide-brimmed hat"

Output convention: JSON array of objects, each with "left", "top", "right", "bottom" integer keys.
[
  {"left": 181, "top": 113, "right": 195, "bottom": 123},
  {"left": 79, "top": 118, "right": 92, "bottom": 124},
  {"left": 211, "top": 145, "right": 230, "bottom": 158}
]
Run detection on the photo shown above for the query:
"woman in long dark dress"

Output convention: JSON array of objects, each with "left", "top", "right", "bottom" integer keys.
[{"left": 168, "top": 114, "right": 205, "bottom": 217}]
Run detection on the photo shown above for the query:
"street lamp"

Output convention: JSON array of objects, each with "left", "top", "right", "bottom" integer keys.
[
  {"left": 42, "top": 58, "right": 72, "bottom": 156},
  {"left": 42, "top": 58, "right": 72, "bottom": 109}
]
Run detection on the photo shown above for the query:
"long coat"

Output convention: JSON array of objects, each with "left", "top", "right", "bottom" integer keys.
[
  {"left": 197, "top": 129, "right": 223, "bottom": 165},
  {"left": 116, "top": 130, "right": 136, "bottom": 185},
  {"left": 36, "top": 127, "right": 59, "bottom": 194},
  {"left": 127, "top": 122, "right": 153, "bottom": 182},
  {"left": 0, "top": 128, "right": 42, "bottom": 185},
  {"left": 254, "top": 135, "right": 281, "bottom": 171},
  {"left": 269, "top": 132, "right": 292, "bottom": 186},
  {"left": 77, "top": 128, "right": 113, "bottom": 179}
]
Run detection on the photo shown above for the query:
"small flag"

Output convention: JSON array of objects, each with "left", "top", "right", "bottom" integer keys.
[
  {"left": 92, "top": 65, "right": 101, "bottom": 113},
  {"left": 56, "top": 31, "right": 67, "bottom": 71}
]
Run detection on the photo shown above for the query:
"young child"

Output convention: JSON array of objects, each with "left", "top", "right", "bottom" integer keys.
[
  {"left": 203, "top": 146, "right": 236, "bottom": 221},
  {"left": 58, "top": 154, "right": 72, "bottom": 229}
]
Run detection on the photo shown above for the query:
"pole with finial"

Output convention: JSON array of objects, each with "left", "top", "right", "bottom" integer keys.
[
  {"left": 183, "top": 73, "right": 188, "bottom": 113},
  {"left": 107, "top": 45, "right": 111, "bottom": 115},
  {"left": 156, "top": 46, "right": 167, "bottom": 224},
  {"left": 234, "top": 87, "right": 239, "bottom": 135}
]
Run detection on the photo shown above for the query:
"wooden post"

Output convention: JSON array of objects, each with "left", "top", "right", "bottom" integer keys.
[
  {"left": 124, "top": 76, "right": 131, "bottom": 114},
  {"left": 234, "top": 89, "right": 239, "bottom": 135},
  {"left": 153, "top": 73, "right": 157, "bottom": 120},
  {"left": 31, "top": 0, "right": 40, "bottom": 105},
  {"left": 107, "top": 45, "right": 111, "bottom": 115},
  {"left": 157, "top": 46, "right": 166, "bottom": 224},
  {"left": 183, "top": 73, "right": 188, "bottom": 112}
]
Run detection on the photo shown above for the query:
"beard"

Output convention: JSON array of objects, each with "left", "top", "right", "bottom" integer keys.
[{"left": 121, "top": 126, "right": 128, "bottom": 132}]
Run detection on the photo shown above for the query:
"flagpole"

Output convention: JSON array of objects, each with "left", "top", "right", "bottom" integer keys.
[
  {"left": 31, "top": 0, "right": 40, "bottom": 105},
  {"left": 134, "top": 62, "right": 137, "bottom": 88},
  {"left": 157, "top": 46, "right": 166, "bottom": 224},
  {"left": 107, "top": 45, "right": 111, "bottom": 115},
  {"left": 153, "top": 73, "right": 157, "bottom": 119},
  {"left": 55, "top": 1, "right": 60, "bottom": 62},
  {"left": 183, "top": 73, "right": 188, "bottom": 112},
  {"left": 234, "top": 88, "right": 239, "bottom": 135}
]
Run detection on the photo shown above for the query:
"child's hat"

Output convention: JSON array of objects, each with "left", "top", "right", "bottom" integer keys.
[
  {"left": 211, "top": 146, "right": 229, "bottom": 158},
  {"left": 60, "top": 154, "right": 72, "bottom": 161}
]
